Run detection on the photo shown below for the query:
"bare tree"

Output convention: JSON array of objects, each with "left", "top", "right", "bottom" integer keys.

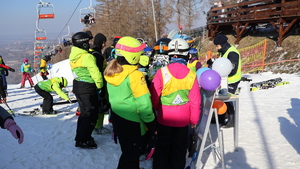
[{"left": 92, "top": 0, "right": 172, "bottom": 46}]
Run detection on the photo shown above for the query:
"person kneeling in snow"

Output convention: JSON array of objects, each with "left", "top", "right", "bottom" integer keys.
[
  {"left": 0, "top": 106, "right": 24, "bottom": 144},
  {"left": 34, "top": 77, "right": 70, "bottom": 114}
]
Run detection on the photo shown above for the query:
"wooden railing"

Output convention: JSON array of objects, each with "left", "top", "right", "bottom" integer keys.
[{"left": 207, "top": 0, "right": 300, "bottom": 24}]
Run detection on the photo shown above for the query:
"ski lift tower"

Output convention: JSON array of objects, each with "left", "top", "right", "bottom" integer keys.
[{"left": 34, "top": 0, "right": 55, "bottom": 72}]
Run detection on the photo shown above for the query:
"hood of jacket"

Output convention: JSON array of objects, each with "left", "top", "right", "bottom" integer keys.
[
  {"left": 105, "top": 65, "right": 138, "bottom": 86},
  {"left": 69, "top": 46, "right": 88, "bottom": 63},
  {"left": 93, "top": 33, "right": 107, "bottom": 52}
]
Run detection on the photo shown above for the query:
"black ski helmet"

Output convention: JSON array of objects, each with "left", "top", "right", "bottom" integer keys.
[
  {"left": 154, "top": 38, "right": 171, "bottom": 54},
  {"left": 72, "top": 32, "right": 90, "bottom": 50}
]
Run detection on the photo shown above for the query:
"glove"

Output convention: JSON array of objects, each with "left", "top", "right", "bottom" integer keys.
[
  {"left": 4, "top": 69, "right": 8, "bottom": 76},
  {"left": 145, "top": 133, "right": 157, "bottom": 160},
  {"left": 111, "top": 132, "right": 118, "bottom": 144},
  {"left": 188, "top": 128, "right": 198, "bottom": 157},
  {"left": 4, "top": 118, "right": 24, "bottom": 144},
  {"left": 9, "top": 68, "right": 15, "bottom": 72}
]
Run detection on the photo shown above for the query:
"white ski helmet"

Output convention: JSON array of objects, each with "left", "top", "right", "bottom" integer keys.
[{"left": 168, "top": 38, "right": 190, "bottom": 56}]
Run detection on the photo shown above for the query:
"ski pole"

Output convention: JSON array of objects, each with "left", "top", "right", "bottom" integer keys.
[{"left": 2, "top": 101, "right": 15, "bottom": 117}]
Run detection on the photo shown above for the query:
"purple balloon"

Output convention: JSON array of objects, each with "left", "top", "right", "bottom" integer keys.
[{"left": 200, "top": 70, "right": 221, "bottom": 91}]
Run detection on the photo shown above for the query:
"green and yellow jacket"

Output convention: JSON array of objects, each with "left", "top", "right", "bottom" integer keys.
[
  {"left": 69, "top": 46, "right": 103, "bottom": 89},
  {"left": 36, "top": 77, "right": 69, "bottom": 101},
  {"left": 104, "top": 65, "right": 155, "bottom": 135}
]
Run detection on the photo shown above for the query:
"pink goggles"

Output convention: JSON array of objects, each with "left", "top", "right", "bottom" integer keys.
[{"left": 115, "top": 43, "right": 146, "bottom": 53}]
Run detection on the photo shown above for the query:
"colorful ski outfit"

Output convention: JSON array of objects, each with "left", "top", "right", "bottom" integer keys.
[
  {"left": 0, "top": 56, "right": 8, "bottom": 91},
  {"left": 20, "top": 61, "right": 34, "bottom": 88},
  {"left": 0, "top": 63, "right": 14, "bottom": 102},
  {"left": 34, "top": 77, "right": 69, "bottom": 114},
  {"left": 69, "top": 46, "right": 103, "bottom": 145},
  {"left": 150, "top": 60, "right": 201, "bottom": 169},
  {"left": 105, "top": 64, "right": 156, "bottom": 169},
  {"left": 39, "top": 55, "right": 51, "bottom": 80}
]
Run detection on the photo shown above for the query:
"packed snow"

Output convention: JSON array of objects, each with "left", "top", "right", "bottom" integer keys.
[{"left": 0, "top": 59, "right": 299, "bottom": 169}]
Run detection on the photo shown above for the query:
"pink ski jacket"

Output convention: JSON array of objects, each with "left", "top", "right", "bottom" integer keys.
[{"left": 150, "top": 62, "right": 201, "bottom": 127}]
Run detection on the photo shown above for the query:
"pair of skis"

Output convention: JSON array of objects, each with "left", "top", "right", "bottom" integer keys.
[
  {"left": 19, "top": 108, "right": 71, "bottom": 116},
  {"left": 250, "top": 77, "right": 289, "bottom": 91}
]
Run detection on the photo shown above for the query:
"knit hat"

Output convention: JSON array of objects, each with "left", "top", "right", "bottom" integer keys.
[
  {"left": 213, "top": 34, "right": 228, "bottom": 45},
  {"left": 93, "top": 33, "right": 107, "bottom": 50}
]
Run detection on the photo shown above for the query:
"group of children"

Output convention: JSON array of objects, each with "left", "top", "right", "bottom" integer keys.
[
  {"left": 66, "top": 30, "right": 203, "bottom": 169},
  {"left": 1, "top": 31, "right": 204, "bottom": 168}
]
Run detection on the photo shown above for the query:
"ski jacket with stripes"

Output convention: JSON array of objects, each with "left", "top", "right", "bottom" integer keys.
[
  {"left": 104, "top": 65, "right": 155, "bottom": 136},
  {"left": 150, "top": 62, "right": 201, "bottom": 127},
  {"left": 36, "top": 77, "right": 70, "bottom": 101},
  {"left": 69, "top": 46, "right": 103, "bottom": 90},
  {"left": 20, "top": 63, "right": 32, "bottom": 73}
]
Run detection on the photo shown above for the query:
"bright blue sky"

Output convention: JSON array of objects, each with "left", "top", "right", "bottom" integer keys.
[{"left": 0, "top": 0, "right": 98, "bottom": 41}]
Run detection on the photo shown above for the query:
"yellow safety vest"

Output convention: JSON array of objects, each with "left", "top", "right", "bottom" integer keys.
[
  {"left": 220, "top": 46, "right": 242, "bottom": 84},
  {"left": 161, "top": 66, "right": 196, "bottom": 106}
]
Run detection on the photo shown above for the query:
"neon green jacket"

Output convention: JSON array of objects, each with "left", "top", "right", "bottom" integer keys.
[
  {"left": 69, "top": 46, "right": 103, "bottom": 89},
  {"left": 104, "top": 65, "right": 155, "bottom": 135},
  {"left": 36, "top": 77, "right": 70, "bottom": 101}
]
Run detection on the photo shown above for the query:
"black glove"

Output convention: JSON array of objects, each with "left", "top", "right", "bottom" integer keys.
[
  {"left": 144, "top": 133, "right": 158, "bottom": 160},
  {"left": 188, "top": 128, "right": 198, "bottom": 158},
  {"left": 112, "top": 132, "right": 118, "bottom": 144},
  {"left": 9, "top": 68, "right": 15, "bottom": 72},
  {"left": 4, "top": 69, "right": 8, "bottom": 76}
]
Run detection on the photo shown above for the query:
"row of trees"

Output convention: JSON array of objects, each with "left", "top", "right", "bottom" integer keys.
[{"left": 85, "top": 0, "right": 211, "bottom": 46}]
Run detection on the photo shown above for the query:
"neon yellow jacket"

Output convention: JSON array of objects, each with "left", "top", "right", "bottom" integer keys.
[
  {"left": 36, "top": 77, "right": 70, "bottom": 101},
  {"left": 69, "top": 46, "right": 103, "bottom": 89}
]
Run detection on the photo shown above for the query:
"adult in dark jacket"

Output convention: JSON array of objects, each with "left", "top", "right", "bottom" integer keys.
[
  {"left": 0, "top": 106, "right": 24, "bottom": 144},
  {"left": 213, "top": 34, "right": 242, "bottom": 127}
]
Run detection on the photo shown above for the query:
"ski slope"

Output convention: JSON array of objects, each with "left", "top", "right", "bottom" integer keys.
[{"left": 0, "top": 59, "right": 300, "bottom": 169}]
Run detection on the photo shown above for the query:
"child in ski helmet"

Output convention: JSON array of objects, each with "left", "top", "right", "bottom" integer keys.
[
  {"left": 40, "top": 53, "right": 51, "bottom": 80},
  {"left": 148, "top": 37, "right": 171, "bottom": 80},
  {"left": 34, "top": 77, "right": 70, "bottom": 114},
  {"left": 187, "top": 48, "right": 202, "bottom": 72},
  {"left": 70, "top": 31, "right": 103, "bottom": 149},
  {"left": 104, "top": 36, "right": 156, "bottom": 169},
  {"left": 20, "top": 58, "right": 34, "bottom": 89},
  {"left": 0, "top": 58, "right": 15, "bottom": 103},
  {"left": 150, "top": 38, "right": 201, "bottom": 169}
]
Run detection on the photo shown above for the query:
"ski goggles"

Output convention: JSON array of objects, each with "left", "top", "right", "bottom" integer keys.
[
  {"left": 154, "top": 45, "right": 168, "bottom": 51},
  {"left": 115, "top": 43, "right": 146, "bottom": 53}
]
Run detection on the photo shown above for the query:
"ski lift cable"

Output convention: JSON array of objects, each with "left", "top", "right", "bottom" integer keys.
[{"left": 51, "top": 0, "right": 83, "bottom": 44}]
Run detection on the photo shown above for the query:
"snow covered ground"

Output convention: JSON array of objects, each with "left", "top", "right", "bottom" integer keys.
[{"left": 0, "top": 59, "right": 300, "bottom": 169}]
